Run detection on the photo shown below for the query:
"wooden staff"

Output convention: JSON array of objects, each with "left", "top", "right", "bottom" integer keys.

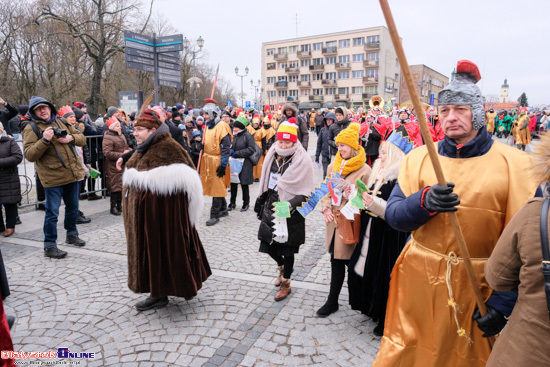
[{"left": 379, "top": 0, "right": 494, "bottom": 346}]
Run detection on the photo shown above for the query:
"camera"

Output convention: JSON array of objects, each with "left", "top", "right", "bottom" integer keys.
[{"left": 52, "top": 127, "right": 67, "bottom": 138}]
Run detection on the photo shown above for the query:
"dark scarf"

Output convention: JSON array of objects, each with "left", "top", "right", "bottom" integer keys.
[
  {"left": 136, "top": 123, "right": 169, "bottom": 153},
  {"left": 438, "top": 126, "right": 493, "bottom": 158}
]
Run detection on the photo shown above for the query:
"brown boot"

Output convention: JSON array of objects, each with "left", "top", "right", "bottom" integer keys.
[
  {"left": 274, "top": 265, "right": 284, "bottom": 287},
  {"left": 275, "top": 279, "right": 291, "bottom": 301}
]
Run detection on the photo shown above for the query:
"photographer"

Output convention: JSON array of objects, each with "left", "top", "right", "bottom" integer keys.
[{"left": 22, "top": 97, "right": 87, "bottom": 259}]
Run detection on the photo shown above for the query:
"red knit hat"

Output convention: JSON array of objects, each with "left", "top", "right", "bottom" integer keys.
[
  {"left": 276, "top": 118, "right": 298, "bottom": 142},
  {"left": 134, "top": 108, "right": 162, "bottom": 129}
]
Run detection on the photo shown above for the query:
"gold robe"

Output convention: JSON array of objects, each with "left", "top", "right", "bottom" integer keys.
[
  {"left": 200, "top": 121, "right": 231, "bottom": 197},
  {"left": 374, "top": 142, "right": 538, "bottom": 367}
]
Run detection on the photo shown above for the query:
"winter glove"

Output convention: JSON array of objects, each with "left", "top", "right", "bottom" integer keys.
[
  {"left": 472, "top": 305, "right": 507, "bottom": 337},
  {"left": 230, "top": 149, "right": 236, "bottom": 158},
  {"left": 315, "top": 157, "right": 319, "bottom": 163},
  {"left": 423, "top": 182, "right": 460, "bottom": 213},
  {"left": 216, "top": 164, "right": 226, "bottom": 178}
]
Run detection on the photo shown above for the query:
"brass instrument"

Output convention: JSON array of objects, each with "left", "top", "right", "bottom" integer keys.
[{"left": 369, "top": 95, "right": 385, "bottom": 109}]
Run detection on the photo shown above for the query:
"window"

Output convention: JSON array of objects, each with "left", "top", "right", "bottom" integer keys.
[
  {"left": 339, "top": 55, "right": 350, "bottom": 63},
  {"left": 312, "top": 73, "right": 323, "bottom": 81},
  {"left": 313, "top": 42, "right": 323, "bottom": 51},
  {"left": 338, "top": 71, "right": 350, "bottom": 79},
  {"left": 366, "top": 69, "right": 378, "bottom": 77},
  {"left": 266, "top": 48, "right": 275, "bottom": 56},
  {"left": 289, "top": 90, "right": 298, "bottom": 97},
  {"left": 267, "top": 77, "right": 276, "bottom": 84},
  {"left": 268, "top": 90, "right": 276, "bottom": 97},
  {"left": 353, "top": 54, "right": 365, "bottom": 62},
  {"left": 279, "top": 62, "right": 287, "bottom": 69},
  {"left": 313, "top": 88, "right": 323, "bottom": 96},
  {"left": 338, "top": 87, "right": 349, "bottom": 95},
  {"left": 313, "top": 58, "right": 324, "bottom": 65},
  {"left": 289, "top": 75, "right": 298, "bottom": 82},
  {"left": 325, "top": 88, "right": 336, "bottom": 95},
  {"left": 339, "top": 39, "right": 350, "bottom": 48},
  {"left": 301, "top": 89, "right": 310, "bottom": 96},
  {"left": 301, "top": 44, "right": 311, "bottom": 52},
  {"left": 326, "top": 41, "right": 337, "bottom": 48},
  {"left": 396, "top": 58, "right": 399, "bottom": 67},
  {"left": 267, "top": 62, "right": 276, "bottom": 70},
  {"left": 278, "top": 90, "right": 288, "bottom": 97},
  {"left": 352, "top": 86, "right": 363, "bottom": 94},
  {"left": 325, "top": 72, "right": 336, "bottom": 80},
  {"left": 367, "top": 35, "right": 380, "bottom": 43},
  {"left": 365, "top": 86, "right": 378, "bottom": 94},
  {"left": 288, "top": 61, "right": 298, "bottom": 68},
  {"left": 289, "top": 46, "right": 298, "bottom": 53},
  {"left": 277, "top": 47, "right": 287, "bottom": 54},
  {"left": 278, "top": 76, "right": 288, "bottom": 81},
  {"left": 325, "top": 57, "right": 336, "bottom": 64},
  {"left": 301, "top": 74, "right": 311, "bottom": 82},
  {"left": 366, "top": 52, "right": 379, "bottom": 61},
  {"left": 353, "top": 37, "right": 365, "bottom": 46},
  {"left": 301, "top": 59, "right": 311, "bottom": 67},
  {"left": 352, "top": 70, "right": 364, "bottom": 79}
]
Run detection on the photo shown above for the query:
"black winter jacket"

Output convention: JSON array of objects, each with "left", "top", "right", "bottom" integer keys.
[
  {"left": 0, "top": 136, "right": 23, "bottom": 204},
  {"left": 327, "top": 117, "right": 350, "bottom": 153},
  {"left": 231, "top": 130, "right": 255, "bottom": 186}
]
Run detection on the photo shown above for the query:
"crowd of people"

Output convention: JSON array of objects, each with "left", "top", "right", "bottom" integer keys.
[{"left": 0, "top": 58, "right": 549, "bottom": 366}]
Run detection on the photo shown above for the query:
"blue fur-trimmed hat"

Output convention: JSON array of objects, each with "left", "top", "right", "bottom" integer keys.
[{"left": 386, "top": 130, "right": 414, "bottom": 155}]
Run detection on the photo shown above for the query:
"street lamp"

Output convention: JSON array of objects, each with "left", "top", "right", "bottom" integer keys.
[
  {"left": 250, "top": 79, "right": 261, "bottom": 106},
  {"left": 183, "top": 36, "right": 204, "bottom": 108},
  {"left": 235, "top": 66, "right": 249, "bottom": 108}
]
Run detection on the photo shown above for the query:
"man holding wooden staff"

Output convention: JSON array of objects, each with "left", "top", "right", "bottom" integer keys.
[{"left": 374, "top": 60, "right": 539, "bottom": 366}]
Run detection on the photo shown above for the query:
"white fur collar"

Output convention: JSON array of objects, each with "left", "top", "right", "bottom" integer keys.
[
  {"left": 123, "top": 164, "right": 203, "bottom": 227},
  {"left": 383, "top": 163, "right": 400, "bottom": 182}
]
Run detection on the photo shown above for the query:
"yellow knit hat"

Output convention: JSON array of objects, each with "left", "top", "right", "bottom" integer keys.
[{"left": 335, "top": 123, "right": 361, "bottom": 151}]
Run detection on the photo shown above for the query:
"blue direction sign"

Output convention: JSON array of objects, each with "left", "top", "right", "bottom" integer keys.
[
  {"left": 126, "top": 61, "right": 154, "bottom": 72},
  {"left": 158, "top": 54, "right": 179, "bottom": 64},
  {"left": 125, "top": 40, "right": 154, "bottom": 53},
  {"left": 159, "top": 80, "right": 183, "bottom": 89},
  {"left": 124, "top": 31, "right": 154, "bottom": 45},
  {"left": 155, "top": 34, "right": 183, "bottom": 46},
  {"left": 156, "top": 44, "right": 183, "bottom": 53},
  {"left": 245, "top": 101, "right": 251, "bottom": 108},
  {"left": 158, "top": 61, "right": 179, "bottom": 70},
  {"left": 157, "top": 73, "right": 181, "bottom": 83},
  {"left": 126, "top": 55, "right": 154, "bottom": 66},
  {"left": 125, "top": 47, "right": 154, "bottom": 59},
  {"left": 158, "top": 68, "right": 181, "bottom": 77}
]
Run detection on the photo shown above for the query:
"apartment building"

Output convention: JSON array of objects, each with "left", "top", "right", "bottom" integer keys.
[
  {"left": 398, "top": 65, "right": 449, "bottom": 107},
  {"left": 261, "top": 27, "right": 401, "bottom": 111}
]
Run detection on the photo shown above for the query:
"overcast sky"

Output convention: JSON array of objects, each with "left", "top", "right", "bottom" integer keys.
[{"left": 154, "top": 0, "right": 549, "bottom": 106}]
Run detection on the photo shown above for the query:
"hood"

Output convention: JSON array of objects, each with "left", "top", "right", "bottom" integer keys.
[
  {"left": 324, "top": 112, "right": 336, "bottom": 125},
  {"left": 28, "top": 96, "right": 58, "bottom": 122},
  {"left": 282, "top": 103, "right": 298, "bottom": 117},
  {"left": 334, "top": 105, "right": 348, "bottom": 117}
]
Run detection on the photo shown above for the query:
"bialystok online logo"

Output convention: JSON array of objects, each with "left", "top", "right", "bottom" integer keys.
[{"left": 1, "top": 348, "right": 95, "bottom": 360}]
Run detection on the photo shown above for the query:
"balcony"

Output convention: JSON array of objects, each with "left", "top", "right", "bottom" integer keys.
[
  {"left": 362, "top": 93, "right": 376, "bottom": 100},
  {"left": 275, "top": 81, "right": 288, "bottom": 88},
  {"left": 309, "top": 95, "right": 324, "bottom": 101},
  {"left": 364, "top": 41, "right": 380, "bottom": 50},
  {"left": 297, "top": 50, "right": 311, "bottom": 58},
  {"left": 274, "top": 53, "right": 288, "bottom": 60},
  {"left": 322, "top": 46, "right": 338, "bottom": 55},
  {"left": 335, "top": 62, "right": 351, "bottom": 70},
  {"left": 334, "top": 94, "right": 350, "bottom": 101},
  {"left": 363, "top": 59, "right": 379, "bottom": 68},
  {"left": 322, "top": 79, "right": 336, "bottom": 86},
  {"left": 309, "top": 64, "right": 325, "bottom": 71},
  {"left": 285, "top": 67, "right": 300, "bottom": 74},
  {"left": 363, "top": 76, "right": 378, "bottom": 85},
  {"left": 297, "top": 81, "right": 311, "bottom": 88},
  {"left": 286, "top": 96, "right": 298, "bottom": 102}
]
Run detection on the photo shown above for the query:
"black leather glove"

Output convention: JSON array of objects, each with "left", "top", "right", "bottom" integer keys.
[
  {"left": 423, "top": 182, "right": 460, "bottom": 212},
  {"left": 216, "top": 165, "right": 226, "bottom": 178},
  {"left": 472, "top": 306, "right": 507, "bottom": 337}
]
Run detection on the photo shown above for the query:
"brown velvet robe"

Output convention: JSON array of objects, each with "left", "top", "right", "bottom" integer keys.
[{"left": 123, "top": 132, "right": 211, "bottom": 298}]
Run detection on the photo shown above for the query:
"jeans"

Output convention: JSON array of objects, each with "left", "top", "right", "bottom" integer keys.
[{"left": 43, "top": 181, "right": 80, "bottom": 248}]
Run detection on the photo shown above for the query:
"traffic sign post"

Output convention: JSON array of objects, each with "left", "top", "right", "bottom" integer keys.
[{"left": 124, "top": 30, "right": 185, "bottom": 104}]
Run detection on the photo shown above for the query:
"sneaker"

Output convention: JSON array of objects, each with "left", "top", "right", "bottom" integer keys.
[
  {"left": 316, "top": 301, "right": 339, "bottom": 317},
  {"left": 135, "top": 296, "right": 168, "bottom": 311},
  {"left": 206, "top": 218, "right": 220, "bottom": 226},
  {"left": 66, "top": 235, "right": 86, "bottom": 247},
  {"left": 44, "top": 247, "right": 67, "bottom": 259}
]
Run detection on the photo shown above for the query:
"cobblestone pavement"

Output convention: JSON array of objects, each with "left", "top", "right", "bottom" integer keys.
[{"left": 0, "top": 132, "right": 381, "bottom": 366}]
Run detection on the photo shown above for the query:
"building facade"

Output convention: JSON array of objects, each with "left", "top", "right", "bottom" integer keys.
[
  {"left": 499, "top": 79, "right": 509, "bottom": 103},
  {"left": 398, "top": 64, "right": 449, "bottom": 107},
  {"left": 261, "top": 27, "right": 401, "bottom": 111}
]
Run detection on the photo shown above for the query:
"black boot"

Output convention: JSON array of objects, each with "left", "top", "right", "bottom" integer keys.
[
  {"left": 135, "top": 296, "right": 168, "bottom": 311},
  {"left": 317, "top": 259, "right": 345, "bottom": 317},
  {"left": 110, "top": 192, "right": 121, "bottom": 216}
]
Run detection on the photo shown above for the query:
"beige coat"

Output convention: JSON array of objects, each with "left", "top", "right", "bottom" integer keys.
[
  {"left": 485, "top": 198, "right": 550, "bottom": 367},
  {"left": 321, "top": 163, "right": 371, "bottom": 260}
]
